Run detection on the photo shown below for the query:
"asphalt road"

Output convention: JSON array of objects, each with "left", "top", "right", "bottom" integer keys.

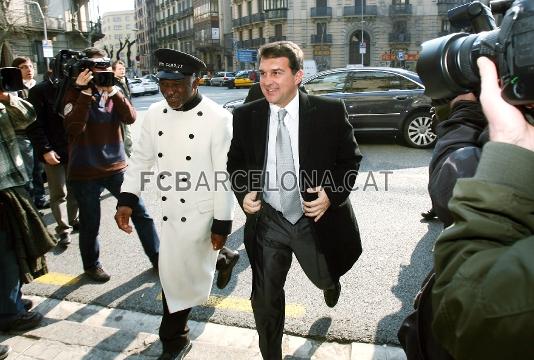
[{"left": 24, "top": 85, "right": 442, "bottom": 346}]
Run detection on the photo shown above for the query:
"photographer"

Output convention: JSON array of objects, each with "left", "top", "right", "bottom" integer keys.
[
  {"left": 63, "top": 47, "right": 159, "bottom": 282},
  {"left": 428, "top": 93, "right": 488, "bottom": 227},
  {"left": 27, "top": 60, "right": 79, "bottom": 247},
  {"left": 432, "top": 57, "right": 534, "bottom": 359},
  {"left": 0, "top": 78, "right": 55, "bottom": 334}
]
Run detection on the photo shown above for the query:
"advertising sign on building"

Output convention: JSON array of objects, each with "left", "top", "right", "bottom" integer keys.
[
  {"left": 359, "top": 41, "right": 366, "bottom": 54},
  {"left": 42, "top": 40, "right": 54, "bottom": 58},
  {"left": 212, "top": 28, "right": 220, "bottom": 40}
]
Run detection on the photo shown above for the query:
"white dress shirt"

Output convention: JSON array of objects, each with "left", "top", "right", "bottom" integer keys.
[{"left": 263, "top": 93, "right": 302, "bottom": 212}]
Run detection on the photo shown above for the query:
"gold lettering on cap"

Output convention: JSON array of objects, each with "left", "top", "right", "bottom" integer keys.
[{"left": 158, "top": 61, "right": 184, "bottom": 69}]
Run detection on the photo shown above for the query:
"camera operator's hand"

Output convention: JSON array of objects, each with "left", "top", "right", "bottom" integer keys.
[
  {"left": 450, "top": 92, "right": 477, "bottom": 108},
  {"left": 75, "top": 69, "right": 93, "bottom": 94},
  {"left": 0, "top": 92, "right": 9, "bottom": 103},
  {"left": 477, "top": 57, "right": 534, "bottom": 152}
]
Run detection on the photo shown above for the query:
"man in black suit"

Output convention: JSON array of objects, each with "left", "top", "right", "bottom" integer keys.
[{"left": 227, "top": 41, "right": 363, "bottom": 359}]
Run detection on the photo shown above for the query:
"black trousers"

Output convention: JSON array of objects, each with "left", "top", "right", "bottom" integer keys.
[
  {"left": 252, "top": 203, "right": 335, "bottom": 360},
  {"left": 159, "top": 292, "right": 191, "bottom": 353}
]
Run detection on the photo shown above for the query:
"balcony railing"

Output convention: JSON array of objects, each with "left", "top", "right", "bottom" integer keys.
[
  {"left": 343, "top": 5, "right": 378, "bottom": 16},
  {"left": 268, "top": 35, "right": 286, "bottom": 42},
  {"left": 310, "top": 7, "right": 332, "bottom": 18},
  {"left": 266, "top": 9, "right": 288, "bottom": 20},
  {"left": 252, "top": 38, "right": 266, "bottom": 47},
  {"left": 388, "top": 32, "right": 411, "bottom": 43},
  {"left": 178, "top": 7, "right": 193, "bottom": 18},
  {"left": 437, "top": 0, "right": 471, "bottom": 15},
  {"left": 31, "top": 17, "right": 66, "bottom": 31},
  {"left": 177, "top": 29, "right": 194, "bottom": 39},
  {"left": 389, "top": 4, "right": 412, "bottom": 16},
  {"left": 310, "top": 34, "right": 332, "bottom": 44},
  {"left": 251, "top": 13, "right": 266, "bottom": 23}
]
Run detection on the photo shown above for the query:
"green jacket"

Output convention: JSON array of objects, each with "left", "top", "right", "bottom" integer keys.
[{"left": 432, "top": 142, "right": 534, "bottom": 359}]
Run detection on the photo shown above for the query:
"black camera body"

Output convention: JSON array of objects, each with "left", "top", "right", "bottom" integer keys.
[
  {"left": 417, "top": 0, "right": 534, "bottom": 106},
  {"left": 0, "top": 67, "right": 24, "bottom": 92}
]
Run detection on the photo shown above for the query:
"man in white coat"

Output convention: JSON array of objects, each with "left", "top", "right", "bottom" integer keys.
[{"left": 114, "top": 49, "right": 236, "bottom": 360}]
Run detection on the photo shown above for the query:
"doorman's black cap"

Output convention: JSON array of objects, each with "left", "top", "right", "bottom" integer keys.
[{"left": 154, "top": 48, "right": 206, "bottom": 80}]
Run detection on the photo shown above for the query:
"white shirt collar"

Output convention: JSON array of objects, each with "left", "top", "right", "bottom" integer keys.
[{"left": 268, "top": 91, "right": 299, "bottom": 122}]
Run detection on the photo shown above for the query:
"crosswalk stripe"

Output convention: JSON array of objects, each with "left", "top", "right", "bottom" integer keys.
[
  {"left": 156, "top": 292, "right": 305, "bottom": 317},
  {"left": 35, "top": 272, "right": 81, "bottom": 286}
]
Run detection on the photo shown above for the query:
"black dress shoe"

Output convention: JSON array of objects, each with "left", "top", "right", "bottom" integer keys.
[
  {"left": 421, "top": 208, "right": 437, "bottom": 220},
  {"left": 22, "top": 298, "right": 33, "bottom": 311},
  {"left": 158, "top": 339, "right": 192, "bottom": 359},
  {"left": 58, "top": 233, "right": 72, "bottom": 247},
  {"left": 323, "top": 282, "right": 341, "bottom": 308},
  {"left": 2, "top": 310, "right": 43, "bottom": 332},
  {"left": 216, "top": 251, "right": 240, "bottom": 289},
  {"left": 0, "top": 344, "right": 11, "bottom": 360},
  {"left": 84, "top": 265, "right": 111, "bottom": 282}
]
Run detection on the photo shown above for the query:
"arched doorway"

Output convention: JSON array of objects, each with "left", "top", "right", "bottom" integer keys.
[{"left": 349, "top": 31, "right": 370, "bottom": 66}]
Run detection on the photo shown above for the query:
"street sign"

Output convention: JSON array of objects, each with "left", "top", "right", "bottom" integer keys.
[
  {"left": 359, "top": 41, "right": 366, "bottom": 54},
  {"left": 236, "top": 49, "right": 257, "bottom": 63},
  {"left": 42, "top": 40, "right": 54, "bottom": 58},
  {"left": 397, "top": 50, "right": 405, "bottom": 61}
]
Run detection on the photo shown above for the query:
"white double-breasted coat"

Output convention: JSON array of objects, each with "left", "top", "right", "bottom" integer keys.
[{"left": 122, "top": 96, "right": 235, "bottom": 313}]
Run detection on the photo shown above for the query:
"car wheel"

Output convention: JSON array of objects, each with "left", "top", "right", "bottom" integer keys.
[{"left": 402, "top": 111, "right": 437, "bottom": 148}]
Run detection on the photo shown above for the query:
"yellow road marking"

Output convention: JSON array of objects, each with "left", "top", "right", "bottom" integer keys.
[
  {"left": 157, "top": 292, "right": 305, "bottom": 317},
  {"left": 35, "top": 272, "right": 81, "bottom": 286}
]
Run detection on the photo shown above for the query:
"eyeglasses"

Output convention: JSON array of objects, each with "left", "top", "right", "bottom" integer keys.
[{"left": 18, "top": 64, "right": 34, "bottom": 70}]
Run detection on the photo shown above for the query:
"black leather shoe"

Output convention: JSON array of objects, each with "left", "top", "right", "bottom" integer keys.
[
  {"left": 216, "top": 251, "right": 239, "bottom": 289},
  {"left": 158, "top": 339, "right": 192, "bottom": 359},
  {"left": 58, "top": 233, "right": 72, "bottom": 247},
  {"left": 2, "top": 311, "right": 43, "bottom": 332},
  {"left": 0, "top": 344, "right": 11, "bottom": 360},
  {"left": 323, "top": 282, "right": 341, "bottom": 308},
  {"left": 22, "top": 298, "right": 33, "bottom": 311},
  {"left": 421, "top": 208, "right": 437, "bottom": 221},
  {"left": 85, "top": 265, "right": 111, "bottom": 282}
]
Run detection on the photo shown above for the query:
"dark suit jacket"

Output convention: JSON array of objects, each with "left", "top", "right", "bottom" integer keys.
[{"left": 227, "top": 90, "right": 363, "bottom": 279}]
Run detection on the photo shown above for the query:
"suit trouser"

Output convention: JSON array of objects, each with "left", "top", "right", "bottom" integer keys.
[
  {"left": 44, "top": 163, "right": 78, "bottom": 236},
  {"left": 159, "top": 292, "right": 191, "bottom": 352},
  {"left": 252, "top": 203, "right": 335, "bottom": 360}
]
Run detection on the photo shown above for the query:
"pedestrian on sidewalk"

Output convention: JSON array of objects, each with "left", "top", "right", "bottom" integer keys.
[
  {"left": 115, "top": 48, "right": 236, "bottom": 360},
  {"left": 27, "top": 60, "right": 79, "bottom": 247},
  {"left": 63, "top": 47, "right": 160, "bottom": 282},
  {"left": 12, "top": 56, "right": 49, "bottom": 210},
  {"left": 227, "top": 41, "right": 363, "bottom": 359},
  {"left": 112, "top": 60, "right": 133, "bottom": 158},
  {"left": 0, "top": 79, "right": 54, "bottom": 333}
]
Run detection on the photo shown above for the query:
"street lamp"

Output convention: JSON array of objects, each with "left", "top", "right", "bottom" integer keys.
[{"left": 26, "top": 0, "right": 49, "bottom": 68}]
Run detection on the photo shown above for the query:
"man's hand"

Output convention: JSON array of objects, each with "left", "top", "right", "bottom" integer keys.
[
  {"left": 477, "top": 57, "right": 534, "bottom": 152},
  {"left": 75, "top": 69, "right": 93, "bottom": 93},
  {"left": 303, "top": 187, "right": 331, "bottom": 222},
  {"left": 0, "top": 92, "right": 9, "bottom": 103},
  {"left": 43, "top": 150, "right": 61, "bottom": 165},
  {"left": 211, "top": 233, "right": 227, "bottom": 251},
  {"left": 243, "top": 191, "right": 261, "bottom": 214},
  {"left": 450, "top": 92, "right": 477, "bottom": 108},
  {"left": 114, "top": 206, "right": 133, "bottom": 234}
]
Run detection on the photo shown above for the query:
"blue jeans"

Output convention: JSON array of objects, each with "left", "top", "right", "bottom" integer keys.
[
  {"left": 69, "top": 172, "right": 160, "bottom": 270},
  {"left": 0, "top": 229, "right": 24, "bottom": 323}
]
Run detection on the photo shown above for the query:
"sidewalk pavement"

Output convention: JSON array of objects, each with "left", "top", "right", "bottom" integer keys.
[{"left": 0, "top": 296, "right": 406, "bottom": 360}]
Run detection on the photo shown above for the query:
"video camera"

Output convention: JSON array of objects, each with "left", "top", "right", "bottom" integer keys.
[
  {"left": 0, "top": 67, "right": 24, "bottom": 92},
  {"left": 53, "top": 49, "right": 115, "bottom": 87},
  {"left": 417, "top": 0, "right": 534, "bottom": 106}
]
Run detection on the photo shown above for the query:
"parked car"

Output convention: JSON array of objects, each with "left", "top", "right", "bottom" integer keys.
[
  {"left": 227, "top": 70, "right": 259, "bottom": 89},
  {"left": 223, "top": 67, "right": 436, "bottom": 148},
  {"left": 210, "top": 71, "right": 235, "bottom": 86},
  {"left": 142, "top": 74, "right": 159, "bottom": 83},
  {"left": 142, "top": 79, "right": 159, "bottom": 95},
  {"left": 129, "top": 78, "right": 145, "bottom": 97},
  {"left": 199, "top": 75, "right": 211, "bottom": 86}
]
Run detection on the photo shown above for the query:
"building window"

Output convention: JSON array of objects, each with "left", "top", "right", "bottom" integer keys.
[
  {"left": 247, "top": 1, "right": 252, "bottom": 15},
  {"left": 114, "top": 25, "right": 122, "bottom": 30},
  {"left": 316, "top": 0, "right": 327, "bottom": 7},
  {"left": 317, "top": 22, "right": 327, "bottom": 37},
  {"left": 274, "top": 24, "right": 283, "bottom": 37},
  {"left": 263, "top": 0, "right": 288, "bottom": 10},
  {"left": 248, "top": 29, "right": 253, "bottom": 40}
]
